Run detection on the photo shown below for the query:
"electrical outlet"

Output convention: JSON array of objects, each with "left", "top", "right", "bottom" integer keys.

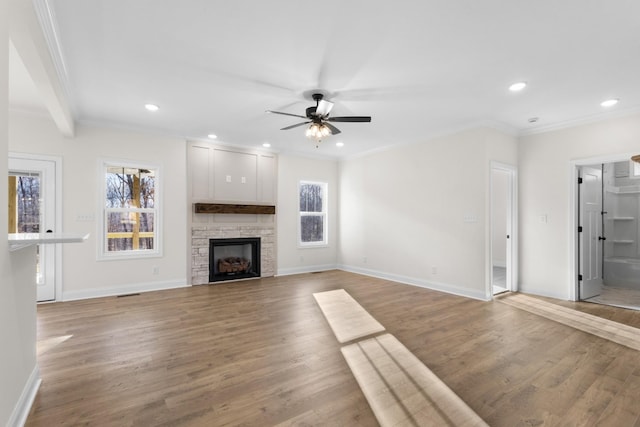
[
  {"left": 152, "top": 266, "right": 159, "bottom": 275},
  {"left": 76, "top": 213, "right": 95, "bottom": 222},
  {"left": 241, "top": 176, "right": 246, "bottom": 184},
  {"left": 431, "top": 266, "right": 437, "bottom": 275},
  {"left": 226, "top": 175, "right": 232, "bottom": 183},
  {"left": 363, "top": 256, "right": 367, "bottom": 263},
  {"left": 463, "top": 214, "right": 478, "bottom": 223}
]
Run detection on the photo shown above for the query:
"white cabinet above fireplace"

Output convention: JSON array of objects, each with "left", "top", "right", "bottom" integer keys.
[{"left": 188, "top": 141, "right": 277, "bottom": 205}]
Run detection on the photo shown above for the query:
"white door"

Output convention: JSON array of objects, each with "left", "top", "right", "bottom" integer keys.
[
  {"left": 490, "top": 163, "right": 517, "bottom": 297},
  {"left": 9, "top": 157, "right": 57, "bottom": 301},
  {"left": 491, "top": 169, "right": 509, "bottom": 293},
  {"left": 579, "top": 166, "right": 603, "bottom": 299}
]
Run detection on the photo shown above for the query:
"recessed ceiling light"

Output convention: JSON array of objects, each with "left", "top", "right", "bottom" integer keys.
[
  {"left": 262, "top": 143, "right": 271, "bottom": 148},
  {"left": 509, "top": 82, "right": 527, "bottom": 92},
  {"left": 144, "top": 103, "right": 159, "bottom": 112},
  {"left": 601, "top": 98, "right": 619, "bottom": 107},
  {"left": 336, "top": 142, "right": 345, "bottom": 147},
  {"left": 207, "top": 134, "right": 217, "bottom": 139}
]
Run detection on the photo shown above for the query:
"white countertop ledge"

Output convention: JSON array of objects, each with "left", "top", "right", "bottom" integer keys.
[{"left": 9, "top": 232, "right": 89, "bottom": 251}]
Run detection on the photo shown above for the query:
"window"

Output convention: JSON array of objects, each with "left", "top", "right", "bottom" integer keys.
[
  {"left": 100, "top": 161, "right": 160, "bottom": 259},
  {"left": 299, "top": 181, "right": 327, "bottom": 246}
]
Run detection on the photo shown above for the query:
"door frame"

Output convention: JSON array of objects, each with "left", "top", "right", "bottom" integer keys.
[
  {"left": 569, "top": 152, "right": 636, "bottom": 301},
  {"left": 489, "top": 161, "right": 518, "bottom": 299},
  {"left": 9, "top": 152, "right": 63, "bottom": 302}
]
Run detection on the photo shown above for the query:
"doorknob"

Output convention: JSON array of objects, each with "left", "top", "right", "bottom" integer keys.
[
  {"left": 506, "top": 235, "right": 510, "bottom": 239},
  {"left": 598, "top": 236, "right": 606, "bottom": 241}
]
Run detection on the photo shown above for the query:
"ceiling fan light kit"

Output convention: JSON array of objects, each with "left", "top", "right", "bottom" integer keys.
[
  {"left": 305, "top": 123, "right": 331, "bottom": 139},
  {"left": 267, "top": 92, "right": 371, "bottom": 147}
]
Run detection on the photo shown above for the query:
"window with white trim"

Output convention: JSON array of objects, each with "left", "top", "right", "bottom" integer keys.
[
  {"left": 299, "top": 181, "right": 327, "bottom": 246},
  {"left": 100, "top": 161, "right": 160, "bottom": 259}
]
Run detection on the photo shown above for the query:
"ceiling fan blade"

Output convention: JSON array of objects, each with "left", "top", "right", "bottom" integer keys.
[
  {"left": 266, "top": 110, "right": 307, "bottom": 119},
  {"left": 327, "top": 116, "right": 372, "bottom": 122},
  {"left": 316, "top": 100, "right": 334, "bottom": 117},
  {"left": 323, "top": 122, "right": 341, "bottom": 135},
  {"left": 281, "top": 121, "right": 310, "bottom": 130}
]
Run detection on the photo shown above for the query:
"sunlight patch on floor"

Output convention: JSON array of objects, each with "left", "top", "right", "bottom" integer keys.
[
  {"left": 314, "top": 289, "right": 487, "bottom": 427},
  {"left": 37, "top": 335, "right": 72, "bottom": 357},
  {"left": 497, "top": 293, "right": 640, "bottom": 351}
]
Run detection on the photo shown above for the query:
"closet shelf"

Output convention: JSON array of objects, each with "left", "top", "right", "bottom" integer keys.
[
  {"left": 606, "top": 186, "right": 640, "bottom": 194},
  {"left": 612, "top": 240, "right": 634, "bottom": 244},
  {"left": 610, "top": 217, "right": 635, "bottom": 220}
]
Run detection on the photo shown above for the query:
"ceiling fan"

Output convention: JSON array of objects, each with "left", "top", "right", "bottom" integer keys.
[{"left": 266, "top": 93, "right": 371, "bottom": 141}]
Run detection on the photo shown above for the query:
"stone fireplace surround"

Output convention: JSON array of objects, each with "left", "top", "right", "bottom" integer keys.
[{"left": 191, "top": 224, "right": 275, "bottom": 285}]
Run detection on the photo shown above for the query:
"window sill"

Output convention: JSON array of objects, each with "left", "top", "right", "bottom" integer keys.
[
  {"left": 298, "top": 243, "right": 329, "bottom": 249},
  {"left": 97, "top": 251, "right": 162, "bottom": 261}
]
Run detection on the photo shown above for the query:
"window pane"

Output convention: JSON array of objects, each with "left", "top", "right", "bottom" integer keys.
[
  {"left": 299, "top": 183, "right": 323, "bottom": 212},
  {"left": 301, "top": 215, "right": 324, "bottom": 243},
  {"left": 16, "top": 176, "right": 40, "bottom": 232},
  {"left": 105, "top": 168, "right": 155, "bottom": 208},
  {"left": 140, "top": 175, "right": 155, "bottom": 208},
  {"left": 106, "top": 211, "right": 155, "bottom": 251}
]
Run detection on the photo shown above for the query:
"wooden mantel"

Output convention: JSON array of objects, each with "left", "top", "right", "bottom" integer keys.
[{"left": 194, "top": 203, "right": 276, "bottom": 215}]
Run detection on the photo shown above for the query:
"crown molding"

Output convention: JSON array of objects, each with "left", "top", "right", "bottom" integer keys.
[
  {"left": 519, "top": 106, "right": 640, "bottom": 137},
  {"left": 32, "top": 0, "right": 75, "bottom": 115}
]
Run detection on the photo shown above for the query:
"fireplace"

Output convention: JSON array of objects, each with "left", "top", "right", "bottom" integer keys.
[{"left": 209, "top": 237, "right": 261, "bottom": 282}]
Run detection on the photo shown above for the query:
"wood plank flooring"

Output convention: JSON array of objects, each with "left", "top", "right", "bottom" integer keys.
[
  {"left": 315, "top": 288, "right": 486, "bottom": 426},
  {"left": 27, "top": 271, "right": 640, "bottom": 426},
  {"left": 497, "top": 293, "right": 640, "bottom": 351},
  {"left": 342, "top": 334, "right": 488, "bottom": 427}
]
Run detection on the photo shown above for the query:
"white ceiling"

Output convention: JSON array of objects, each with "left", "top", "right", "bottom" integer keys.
[{"left": 9, "top": 0, "right": 640, "bottom": 158}]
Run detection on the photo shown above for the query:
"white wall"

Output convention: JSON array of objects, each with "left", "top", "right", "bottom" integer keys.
[
  {"left": 519, "top": 112, "right": 640, "bottom": 299},
  {"left": 276, "top": 155, "right": 338, "bottom": 275},
  {"left": 2, "top": 1, "right": 41, "bottom": 424},
  {"left": 9, "top": 111, "right": 188, "bottom": 300},
  {"left": 338, "top": 127, "right": 517, "bottom": 300}
]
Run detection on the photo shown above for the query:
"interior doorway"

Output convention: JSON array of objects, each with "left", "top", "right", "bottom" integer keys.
[
  {"left": 490, "top": 162, "right": 517, "bottom": 297},
  {"left": 8, "top": 154, "right": 62, "bottom": 302},
  {"left": 574, "top": 157, "right": 640, "bottom": 310}
]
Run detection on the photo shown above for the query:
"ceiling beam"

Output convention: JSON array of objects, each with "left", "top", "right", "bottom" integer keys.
[{"left": 9, "top": 0, "right": 74, "bottom": 137}]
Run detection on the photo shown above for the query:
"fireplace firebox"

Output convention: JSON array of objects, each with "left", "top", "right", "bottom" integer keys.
[{"left": 209, "top": 237, "right": 261, "bottom": 282}]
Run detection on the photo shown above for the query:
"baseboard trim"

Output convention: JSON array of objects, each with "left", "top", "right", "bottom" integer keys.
[
  {"left": 8, "top": 364, "right": 41, "bottom": 427},
  {"left": 337, "top": 264, "right": 489, "bottom": 301},
  {"left": 276, "top": 264, "right": 338, "bottom": 276},
  {"left": 517, "top": 284, "right": 569, "bottom": 301},
  {"left": 62, "top": 279, "right": 189, "bottom": 301}
]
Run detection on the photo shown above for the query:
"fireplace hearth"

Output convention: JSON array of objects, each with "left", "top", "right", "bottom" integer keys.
[{"left": 209, "top": 237, "right": 261, "bottom": 282}]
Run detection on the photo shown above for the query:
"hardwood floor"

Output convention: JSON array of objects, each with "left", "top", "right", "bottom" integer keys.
[
  {"left": 585, "top": 286, "right": 640, "bottom": 311},
  {"left": 27, "top": 271, "right": 640, "bottom": 426},
  {"left": 497, "top": 293, "right": 640, "bottom": 351}
]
